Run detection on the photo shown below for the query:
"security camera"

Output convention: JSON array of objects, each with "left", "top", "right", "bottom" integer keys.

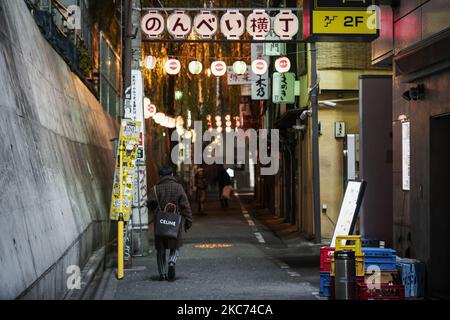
[
  {"left": 320, "top": 101, "right": 337, "bottom": 108},
  {"left": 300, "top": 109, "right": 312, "bottom": 121},
  {"left": 402, "top": 84, "right": 425, "bottom": 101}
]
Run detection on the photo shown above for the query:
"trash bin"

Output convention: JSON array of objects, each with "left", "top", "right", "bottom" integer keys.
[{"left": 334, "top": 250, "right": 357, "bottom": 300}]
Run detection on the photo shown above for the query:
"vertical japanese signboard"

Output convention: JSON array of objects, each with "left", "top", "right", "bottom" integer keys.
[
  {"left": 402, "top": 122, "right": 410, "bottom": 191},
  {"left": 251, "top": 44, "right": 270, "bottom": 101},
  {"left": 110, "top": 120, "right": 141, "bottom": 222},
  {"left": 273, "top": 72, "right": 296, "bottom": 104}
]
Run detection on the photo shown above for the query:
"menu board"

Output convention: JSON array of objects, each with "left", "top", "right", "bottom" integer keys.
[{"left": 331, "top": 180, "right": 367, "bottom": 247}]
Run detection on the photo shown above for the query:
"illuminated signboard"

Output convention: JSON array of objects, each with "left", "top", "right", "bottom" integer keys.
[{"left": 303, "top": 0, "right": 380, "bottom": 42}]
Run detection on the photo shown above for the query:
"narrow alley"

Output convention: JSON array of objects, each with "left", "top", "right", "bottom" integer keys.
[
  {"left": 95, "top": 193, "right": 320, "bottom": 300},
  {"left": 2, "top": 0, "right": 450, "bottom": 309}
]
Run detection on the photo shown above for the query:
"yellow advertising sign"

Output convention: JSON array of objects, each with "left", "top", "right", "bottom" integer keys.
[
  {"left": 312, "top": 10, "right": 377, "bottom": 35},
  {"left": 110, "top": 120, "right": 141, "bottom": 222}
]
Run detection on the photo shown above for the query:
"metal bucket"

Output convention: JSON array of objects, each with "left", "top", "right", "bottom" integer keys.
[{"left": 334, "top": 250, "right": 357, "bottom": 300}]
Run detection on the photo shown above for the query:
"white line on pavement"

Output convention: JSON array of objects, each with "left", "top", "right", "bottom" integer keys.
[{"left": 254, "top": 232, "right": 266, "bottom": 244}]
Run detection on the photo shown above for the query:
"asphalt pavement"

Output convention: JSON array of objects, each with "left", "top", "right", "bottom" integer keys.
[{"left": 94, "top": 193, "right": 321, "bottom": 300}]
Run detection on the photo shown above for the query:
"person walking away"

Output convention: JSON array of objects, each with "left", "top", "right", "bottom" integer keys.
[
  {"left": 148, "top": 166, "right": 193, "bottom": 281},
  {"left": 195, "top": 167, "right": 208, "bottom": 214},
  {"left": 217, "top": 166, "right": 232, "bottom": 208}
]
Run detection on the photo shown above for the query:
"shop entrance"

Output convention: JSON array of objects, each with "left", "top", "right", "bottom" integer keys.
[{"left": 430, "top": 114, "right": 450, "bottom": 298}]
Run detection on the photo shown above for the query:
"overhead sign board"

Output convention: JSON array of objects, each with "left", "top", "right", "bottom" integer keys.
[
  {"left": 141, "top": 9, "right": 301, "bottom": 42},
  {"left": 303, "top": 0, "right": 380, "bottom": 42}
]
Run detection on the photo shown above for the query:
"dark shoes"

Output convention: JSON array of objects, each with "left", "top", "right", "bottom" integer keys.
[
  {"left": 159, "top": 274, "right": 168, "bottom": 281},
  {"left": 168, "top": 263, "right": 176, "bottom": 282}
]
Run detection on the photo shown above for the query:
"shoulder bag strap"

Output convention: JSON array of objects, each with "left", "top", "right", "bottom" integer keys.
[{"left": 154, "top": 186, "right": 162, "bottom": 211}]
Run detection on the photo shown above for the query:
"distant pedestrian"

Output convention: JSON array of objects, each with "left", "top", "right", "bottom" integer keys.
[
  {"left": 195, "top": 167, "right": 208, "bottom": 214},
  {"left": 148, "top": 166, "right": 193, "bottom": 282},
  {"left": 217, "top": 165, "right": 232, "bottom": 208}
]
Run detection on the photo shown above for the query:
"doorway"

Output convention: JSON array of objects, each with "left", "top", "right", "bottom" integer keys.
[{"left": 430, "top": 114, "right": 450, "bottom": 298}]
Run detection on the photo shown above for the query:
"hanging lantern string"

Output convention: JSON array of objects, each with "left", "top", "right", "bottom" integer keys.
[{"left": 144, "top": 49, "right": 315, "bottom": 62}]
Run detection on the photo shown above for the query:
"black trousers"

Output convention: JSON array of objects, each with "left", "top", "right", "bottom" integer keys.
[{"left": 157, "top": 249, "right": 179, "bottom": 276}]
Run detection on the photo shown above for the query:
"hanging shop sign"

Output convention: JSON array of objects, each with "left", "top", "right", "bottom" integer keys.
[
  {"left": 141, "top": 11, "right": 165, "bottom": 38},
  {"left": 211, "top": 61, "right": 227, "bottom": 77},
  {"left": 264, "top": 31, "right": 287, "bottom": 56},
  {"left": 252, "top": 61, "right": 270, "bottom": 100},
  {"left": 273, "top": 10, "right": 299, "bottom": 40},
  {"left": 167, "top": 11, "right": 192, "bottom": 39},
  {"left": 220, "top": 10, "right": 246, "bottom": 40},
  {"left": 273, "top": 72, "right": 296, "bottom": 104},
  {"left": 275, "top": 56, "right": 291, "bottom": 73},
  {"left": 194, "top": 11, "right": 218, "bottom": 39},
  {"left": 251, "top": 44, "right": 270, "bottom": 101},
  {"left": 246, "top": 10, "right": 271, "bottom": 40},
  {"left": 303, "top": 0, "right": 380, "bottom": 42},
  {"left": 227, "top": 66, "right": 252, "bottom": 86}
]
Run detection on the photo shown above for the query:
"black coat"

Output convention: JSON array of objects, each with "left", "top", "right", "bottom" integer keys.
[
  {"left": 217, "top": 169, "right": 231, "bottom": 190},
  {"left": 147, "top": 176, "right": 193, "bottom": 250}
]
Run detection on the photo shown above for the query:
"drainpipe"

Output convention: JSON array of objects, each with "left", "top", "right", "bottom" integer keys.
[{"left": 311, "top": 42, "right": 322, "bottom": 244}]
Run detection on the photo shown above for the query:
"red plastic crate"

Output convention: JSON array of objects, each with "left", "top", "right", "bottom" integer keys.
[
  {"left": 320, "top": 247, "right": 335, "bottom": 273},
  {"left": 357, "top": 283, "right": 405, "bottom": 300}
]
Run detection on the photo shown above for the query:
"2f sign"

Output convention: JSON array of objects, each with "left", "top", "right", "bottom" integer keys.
[{"left": 344, "top": 16, "right": 364, "bottom": 27}]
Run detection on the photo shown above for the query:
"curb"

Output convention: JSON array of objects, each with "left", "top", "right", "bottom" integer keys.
[{"left": 64, "top": 246, "right": 106, "bottom": 300}]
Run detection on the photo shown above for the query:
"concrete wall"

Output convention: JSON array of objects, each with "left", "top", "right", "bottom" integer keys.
[{"left": 0, "top": 0, "right": 118, "bottom": 299}]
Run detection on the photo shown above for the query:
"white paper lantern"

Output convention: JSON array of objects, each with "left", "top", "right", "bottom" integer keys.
[
  {"left": 188, "top": 60, "right": 203, "bottom": 75},
  {"left": 275, "top": 57, "right": 291, "bottom": 73},
  {"left": 154, "top": 113, "right": 166, "bottom": 124},
  {"left": 211, "top": 61, "right": 227, "bottom": 77},
  {"left": 252, "top": 58, "right": 268, "bottom": 75},
  {"left": 144, "top": 56, "right": 157, "bottom": 70},
  {"left": 165, "top": 58, "right": 181, "bottom": 75},
  {"left": 233, "top": 61, "right": 247, "bottom": 75},
  {"left": 146, "top": 103, "right": 157, "bottom": 119},
  {"left": 144, "top": 98, "right": 152, "bottom": 119}
]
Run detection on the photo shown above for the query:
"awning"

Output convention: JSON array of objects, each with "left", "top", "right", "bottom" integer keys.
[{"left": 274, "top": 108, "right": 307, "bottom": 129}]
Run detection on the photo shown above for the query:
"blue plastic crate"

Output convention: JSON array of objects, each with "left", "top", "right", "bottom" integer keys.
[
  {"left": 362, "top": 239, "right": 385, "bottom": 248},
  {"left": 397, "top": 259, "right": 426, "bottom": 298},
  {"left": 320, "top": 272, "right": 332, "bottom": 298},
  {"left": 363, "top": 248, "right": 397, "bottom": 271}
]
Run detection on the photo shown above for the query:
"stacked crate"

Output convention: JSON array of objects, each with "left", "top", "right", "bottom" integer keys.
[
  {"left": 320, "top": 247, "right": 335, "bottom": 298},
  {"left": 328, "top": 236, "right": 365, "bottom": 299},
  {"left": 357, "top": 248, "right": 405, "bottom": 300},
  {"left": 397, "top": 258, "right": 426, "bottom": 298},
  {"left": 331, "top": 236, "right": 365, "bottom": 278}
]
